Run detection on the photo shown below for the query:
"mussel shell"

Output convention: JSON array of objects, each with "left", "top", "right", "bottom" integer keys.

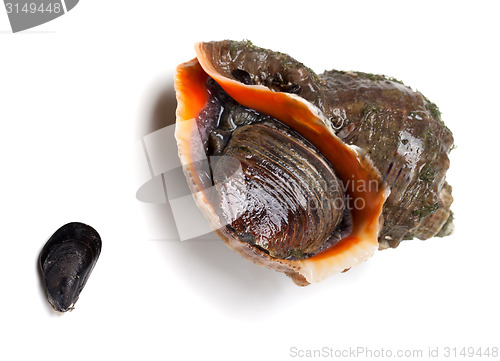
[
  {"left": 213, "top": 120, "right": 346, "bottom": 260},
  {"left": 39, "top": 222, "right": 101, "bottom": 312}
]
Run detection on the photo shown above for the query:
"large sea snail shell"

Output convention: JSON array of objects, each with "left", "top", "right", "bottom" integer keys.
[
  {"left": 39, "top": 222, "right": 101, "bottom": 312},
  {"left": 174, "top": 40, "right": 454, "bottom": 286}
]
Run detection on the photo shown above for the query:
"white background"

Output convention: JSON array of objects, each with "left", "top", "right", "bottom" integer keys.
[{"left": 1, "top": 1, "right": 499, "bottom": 360}]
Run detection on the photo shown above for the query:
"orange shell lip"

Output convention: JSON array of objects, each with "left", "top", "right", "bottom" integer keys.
[{"left": 174, "top": 42, "right": 389, "bottom": 284}]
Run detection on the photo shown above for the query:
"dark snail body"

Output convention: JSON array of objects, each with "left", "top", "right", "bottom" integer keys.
[{"left": 39, "top": 222, "right": 101, "bottom": 312}]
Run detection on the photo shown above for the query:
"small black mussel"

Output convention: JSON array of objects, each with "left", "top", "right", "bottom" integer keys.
[{"left": 39, "top": 222, "right": 101, "bottom": 312}]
